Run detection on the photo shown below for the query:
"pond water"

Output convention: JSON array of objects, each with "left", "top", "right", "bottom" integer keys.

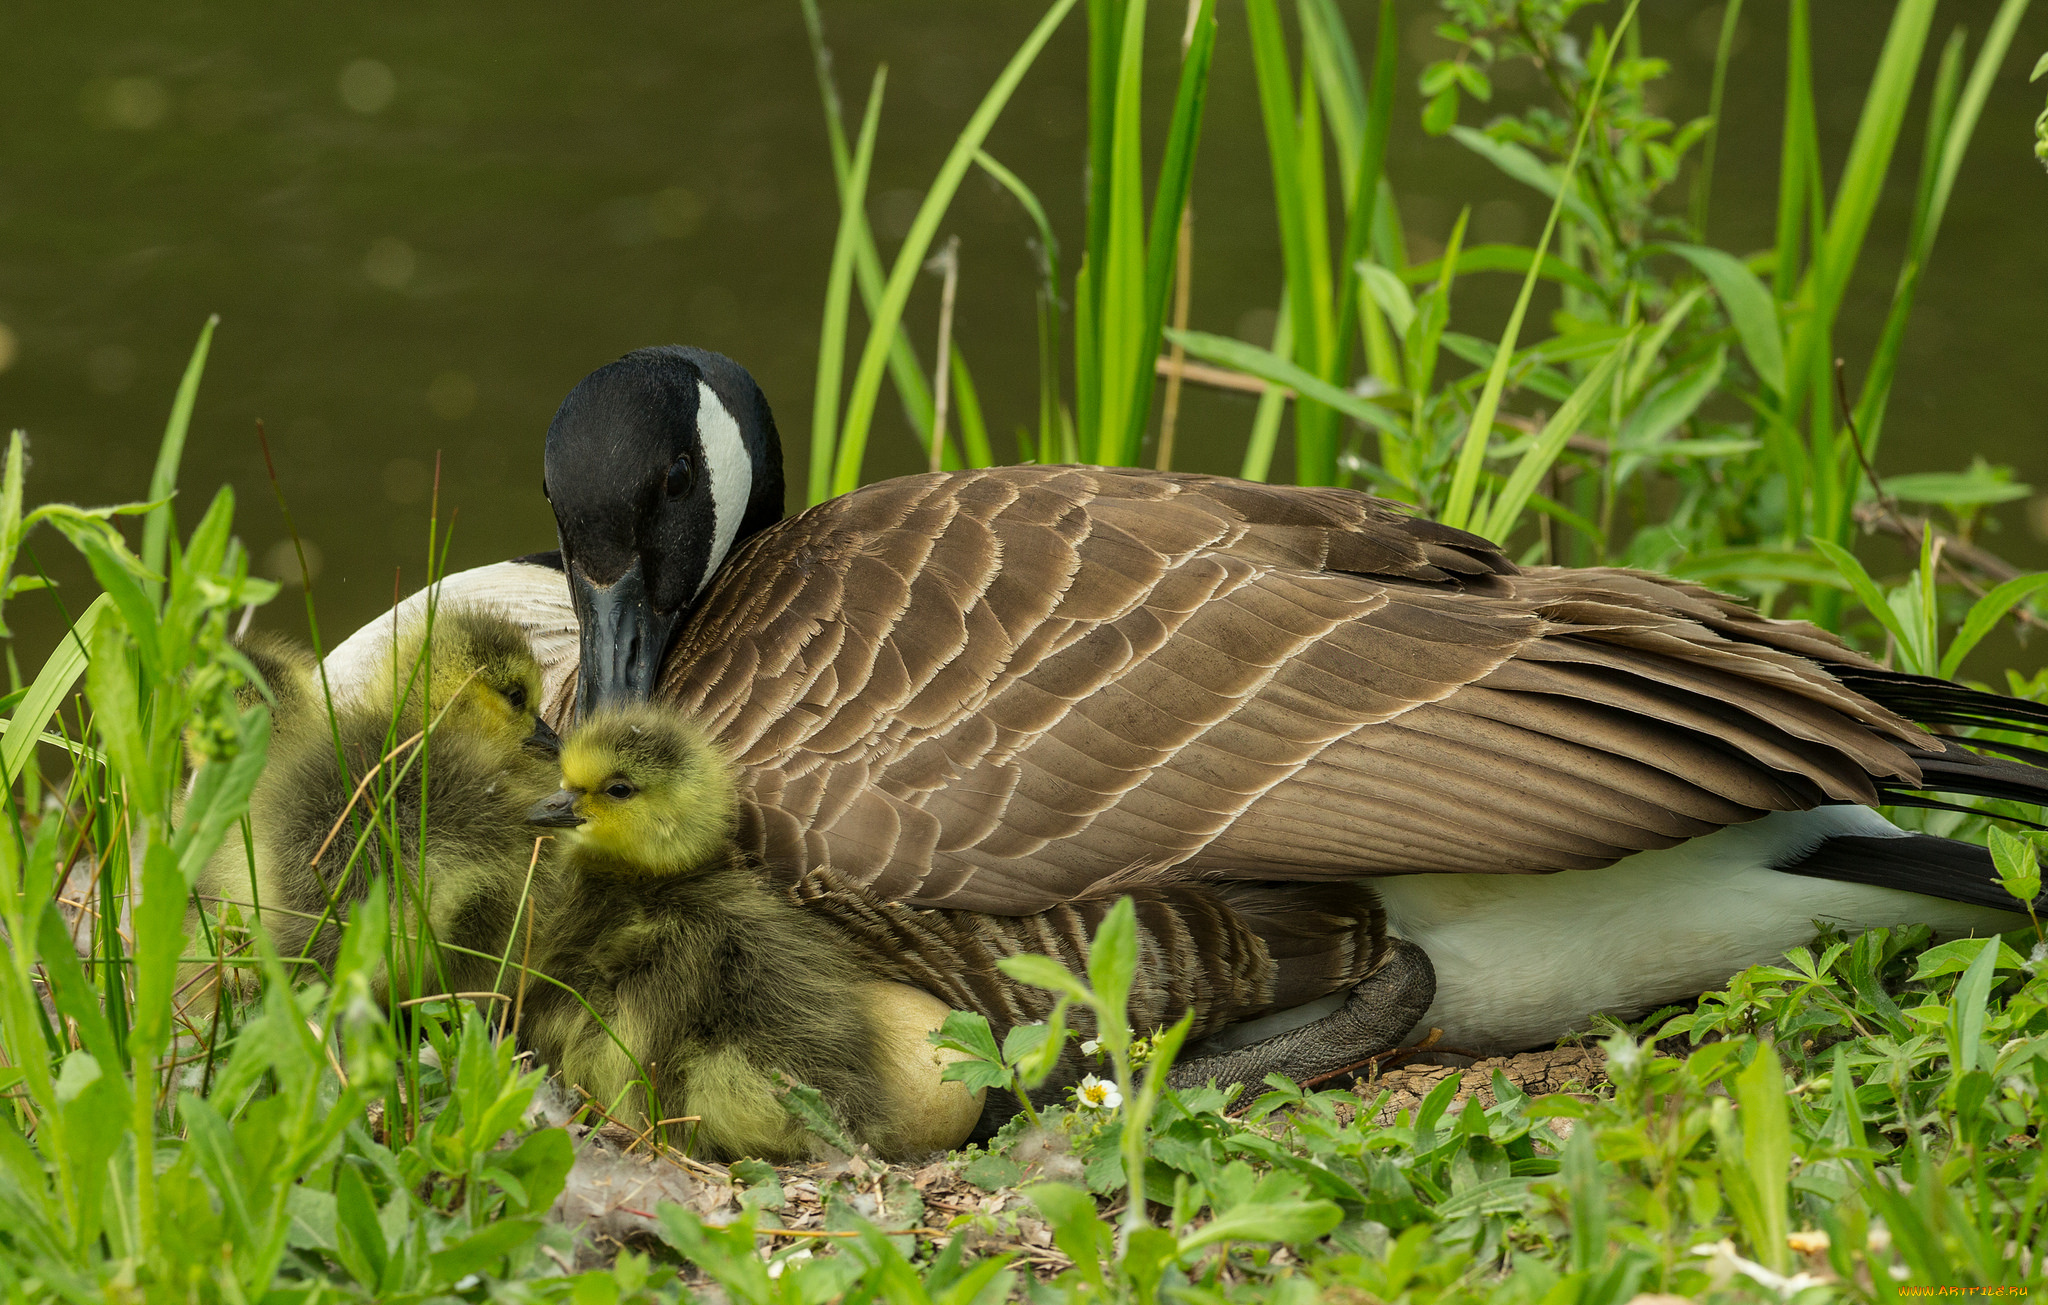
[{"left": 3, "top": 1, "right": 2045, "bottom": 666}]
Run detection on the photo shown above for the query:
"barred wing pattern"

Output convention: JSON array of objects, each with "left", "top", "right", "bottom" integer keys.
[{"left": 657, "top": 467, "right": 1936, "bottom": 915}]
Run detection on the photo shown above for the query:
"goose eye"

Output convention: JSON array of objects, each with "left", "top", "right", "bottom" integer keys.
[
  {"left": 665, "top": 452, "right": 696, "bottom": 497},
  {"left": 507, "top": 684, "right": 528, "bottom": 710},
  {"left": 605, "top": 780, "right": 636, "bottom": 800}
]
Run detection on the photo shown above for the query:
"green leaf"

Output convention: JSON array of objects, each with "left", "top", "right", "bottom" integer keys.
[
  {"left": 127, "top": 843, "right": 187, "bottom": 1065},
  {"left": 1661, "top": 242, "right": 1785, "bottom": 394},
  {"left": 1810, "top": 537, "right": 1913, "bottom": 650},
  {"left": 830, "top": 0, "right": 1080, "bottom": 493},
  {"left": 962, "top": 1152, "right": 1025, "bottom": 1191},
  {"left": 1, "top": 594, "right": 109, "bottom": 786},
  {"left": 494, "top": 1126, "right": 575, "bottom": 1216},
  {"left": 1000, "top": 1019, "right": 1056, "bottom": 1067},
  {"left": 1949, "top": 934, "right": 2002, "bottom": 1077},
  {"left": 1941, "top": 570, "right": 2048, "bottom": 679},
  {"left": 429, "top": 1218, "right": 542, "bottom": 1283},
  {"left": 1401, "top": 242, "right": 1605, "bottom": 299},
  {"left": 1176, "top": 1199, "right": 1342, "bottom": 1255},
  {"left": 1447, "top": 127, "right": 1604, "bottom": 239},
  {"left": 1911, "top": 935, "right": 2029, "bottom": 980},
  {"left": 2032, "top": 50, "right": 2048, "bottom": 80},
  {"left": 996, "top": 953, "right": 1094, "bottom": 1006},
  {"left": 1025, "top": 1182, "right": 1111, "bottom": 1285},
  {"left": 932, "top": 1008, "right": 1002, "bottom": 1063},
  {"left": 1481, "top": 330, "right": 1633, "bottom": 542},
  {"left": 1086, "top": 897, "right": 1137, "bottom": 1041},
  {"left": 1733, "top": 1046, "right": 1791, "bottom": 1273},
  {"left": 1355, "top": 261, "right": 1415, "bottom": 336},
  {"left": 1669, "top": 548, "right": 1855, "bottom": 590},
  {"left": 1882, "top": 470, "right": 2032, "bottom": 510},
  {"left": 1988, "top": 827, "right": 2043, "bottom": 908}
]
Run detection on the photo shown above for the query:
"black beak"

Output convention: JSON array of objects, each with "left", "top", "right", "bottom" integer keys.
[
  {"left": 526, "top": 789, "right": 586, "bottom": 828},
  {"left": 524, "top": 713, "right": 562, "bottom": 759},
  {"left": 569, "top": 556, "right": 684, "bottom": 720}
]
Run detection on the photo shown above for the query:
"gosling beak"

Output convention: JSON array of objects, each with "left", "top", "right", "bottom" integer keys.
[
  {"left": 524, "top": 713, "right": 562, "bottom": 759},
  {"left": 526, "top": 789, "right": 586, "bottom": 828},
  {"left": 569, "top": 555, "right": 683, "bottom": 720}
]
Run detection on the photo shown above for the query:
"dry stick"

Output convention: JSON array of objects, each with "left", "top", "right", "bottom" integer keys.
[
  {"left": 926, "top": 236, "right": 962, "bottom": 475},
  {"left": 508, "top": 837, "right": 545, "bottom": 1042},
  {"left": 307, "top": 728, "right": 425, "bottom": 868},
  {"left": 1152, "top": 356, "right": 1278, "bottom": 397},
  {"left": 1156, "top": 206, "right": 1196, "bottom": 472}
]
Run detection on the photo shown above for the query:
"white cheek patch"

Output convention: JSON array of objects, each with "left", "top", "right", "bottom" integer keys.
[{"left": 696, "top": 379, "right": 752, "bottom": 597}]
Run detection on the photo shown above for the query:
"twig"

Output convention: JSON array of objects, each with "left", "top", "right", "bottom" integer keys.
[
  {"left": 507, "top": 835, "right": 547, "bottom": 1042},
  {"left": 926, "top": 236, "right": 961, "bottom": 475},
  {"left": 308, "top": 728, "right": 425, "bottom": 868},
  {"left": 1156, "top": 207, "right": 1195, "bottom": 471},
  {"left": 1152, "top": 356, "right": 1280, "bottom": 397}
]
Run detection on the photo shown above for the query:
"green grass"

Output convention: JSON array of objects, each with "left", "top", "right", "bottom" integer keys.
[{"left": 4, "top": 0, "right": 2047, "bottom": 1298}]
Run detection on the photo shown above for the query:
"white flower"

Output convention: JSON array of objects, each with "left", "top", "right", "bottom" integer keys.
[
  {"left": 1080, "top": 1039, "right": 1102, "bottom": 1056},
  {"left": 1076, "top": 1074, "right": 1122, "bottom": 1111}
]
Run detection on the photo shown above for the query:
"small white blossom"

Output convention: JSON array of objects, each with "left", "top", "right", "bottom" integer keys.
[
  {"left": 1080, "top": 1039, "right": 1101, "bottom": 1056},
  {"left": 1076, "top": 1074, "right": 1122, "bottom": 1111}
]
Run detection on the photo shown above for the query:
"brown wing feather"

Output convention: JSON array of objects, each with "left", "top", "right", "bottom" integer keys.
[{"left": 657, "top": 467, "right": 1942, "bottom": 913}]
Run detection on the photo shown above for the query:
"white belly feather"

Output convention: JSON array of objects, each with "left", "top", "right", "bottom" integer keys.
[{"left": 1205, "top": 807, "right": 2024, "bottom": 1057}]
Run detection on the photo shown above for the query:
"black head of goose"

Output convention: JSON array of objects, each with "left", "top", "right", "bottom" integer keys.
[
  {"left": 542, "top": 346, "right": 785, "bottom": 717},
  {"left": 507, "top": 348, "right": 2048, "bottom": 1079}
]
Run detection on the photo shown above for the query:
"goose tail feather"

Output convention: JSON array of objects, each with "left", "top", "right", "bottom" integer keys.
[{"left": 1774, "top": 832, "right": 2044, "bottom": 915}]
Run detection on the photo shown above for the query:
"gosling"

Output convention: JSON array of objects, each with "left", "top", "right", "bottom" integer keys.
[
  {"left": 521, "top": 706, "right": 983, "bottom": 1162},
  {"left": 188, "top": 607, "right": 563, "bottom": 1011}
]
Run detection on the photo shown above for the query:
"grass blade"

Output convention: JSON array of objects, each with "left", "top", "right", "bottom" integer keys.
[
  {"left": 140, "top": 315, "right": 218, "bottom": 604},
  {"left": 830, "top": 0, "right": 1081, "bottom": 494},
  {"left": 1090, "top": 0, "right": 1150, "bottom": 465},
  {"left": 1690, "top": 0, "right": 1745, "bottom": 238},
  {"left": 1240, "top": 287, "right": 1294, "bottom": 482},
  {"left": 808, "top": 68, "right": 886, "bottom": 506},
  {"left": 1440, "top": 3, "right": 1641, "bottom": 532},
  {"left": 1113, "top": 0, "right": 1217, "bottom": 466},
  {"left": 1852, "top": 0, "right": 2029, "bottom": 464},
  {"left": 2, "top": 594, "right": 111, "bottom": 787},
  {"left": 1481, "top": 331, "right": 1634, "bottom": 543},
  {"left": 801, "top": 0, "right": 937, "bottom": 446},
  {"left": 973, "top": 151, "right": 1064, "bottom": 461}
]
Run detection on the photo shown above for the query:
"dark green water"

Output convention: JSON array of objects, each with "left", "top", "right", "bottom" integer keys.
[{"left": 4, "top": 1, "right": 2046, "bottom": 667}]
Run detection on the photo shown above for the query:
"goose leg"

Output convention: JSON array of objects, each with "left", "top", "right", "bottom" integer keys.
[{"left": 1166, "top": 939, "right": 1435, "bottom": 1107}]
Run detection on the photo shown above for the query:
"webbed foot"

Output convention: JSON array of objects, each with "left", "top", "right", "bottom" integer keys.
[{"left": 1166, "top": 938, "right": 1436, "bottom": 1108}]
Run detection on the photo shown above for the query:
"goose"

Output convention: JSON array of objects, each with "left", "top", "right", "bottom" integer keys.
[
  {"left": 188, "top": 606, "right": 564, "bottom": 1012},
  {"left": 520, "top": 704, "right": 986, "bottom": 1160},
  {"left": 331, "top": 347, "right": 2044, "bottom": 1077}
]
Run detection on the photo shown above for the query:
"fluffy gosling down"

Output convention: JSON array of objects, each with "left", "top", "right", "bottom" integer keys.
[
  {"left": 187, "top": 607, "right": 562, "bottom": 1012},
  {"left": 522, "top": 706, "right": 983, "bottom": 1162}
]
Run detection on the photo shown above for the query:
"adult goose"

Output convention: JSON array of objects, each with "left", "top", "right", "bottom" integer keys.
[{"left": 338, "top": 347, "right": 2046, "bottom": 1069}]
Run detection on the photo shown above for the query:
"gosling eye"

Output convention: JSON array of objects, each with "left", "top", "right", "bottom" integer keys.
[
  {"left": 604, "top": 780, "right": 636, "bottom": 800},
  {"left": 665, "top": 451, "right": 696, "bottom": 497},
  {"left": 506, "top": 684, "right": 528, "bottom": 711}
]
